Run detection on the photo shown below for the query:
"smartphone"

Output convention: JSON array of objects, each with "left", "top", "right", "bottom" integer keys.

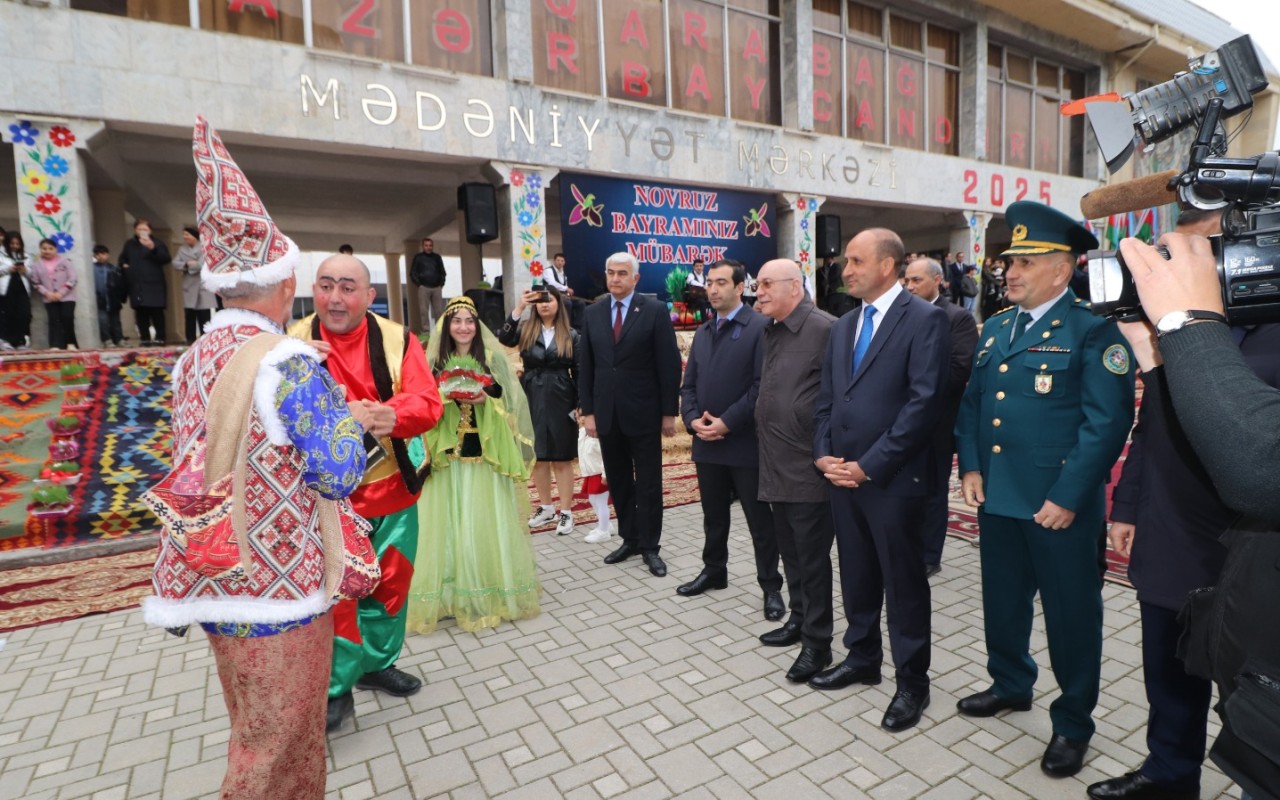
[{"left": 533, "top": 280, "right": 551, "bottom": 304}]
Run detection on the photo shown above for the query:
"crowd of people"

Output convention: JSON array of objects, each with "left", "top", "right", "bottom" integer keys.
[{"left": 106, "top": 117, "right": 1270, "bottom": 800}]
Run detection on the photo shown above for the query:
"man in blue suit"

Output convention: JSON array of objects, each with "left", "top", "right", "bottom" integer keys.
[
  {"left": 955, "top": 201, "right": 1135, "bottom": 778},
  {"left": 811, "top": 228, "right": 950, "bottom": 732}
]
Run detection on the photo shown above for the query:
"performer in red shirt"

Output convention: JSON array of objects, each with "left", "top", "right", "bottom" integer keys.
[{"left": 290, "top": 253, "right": 443, "bottom": 732}]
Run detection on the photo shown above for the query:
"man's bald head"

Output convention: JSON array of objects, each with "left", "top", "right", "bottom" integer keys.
[
  {"left": 756, "top": 259, "right": 805, "bottom": 321},
  {"left": 314, "top": 253, "right": 376, "bottom": 334}
]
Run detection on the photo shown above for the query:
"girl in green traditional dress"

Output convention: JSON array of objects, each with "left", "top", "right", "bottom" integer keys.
[{"left": 407, "top": 296, "right": 541, "bottom": 634}]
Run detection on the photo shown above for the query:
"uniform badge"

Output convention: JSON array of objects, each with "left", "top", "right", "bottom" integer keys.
[
  {"left": 1034, "top": 373, "right": 1053, "bottom": 394},
  {"left": 1103, "top": 344, "right": 1130, "bottom": 375},
  {"left": 985, "top": 337, "right": 994, "bottom": 347}
]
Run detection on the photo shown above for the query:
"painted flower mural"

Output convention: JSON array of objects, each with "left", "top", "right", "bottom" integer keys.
[
  {"left": 510, "top": 169, "right": 547, "bottom": 280},
  {"left": 794, "top": 197, "right": 819, "bottom": 280},
  {"left": 9, "top": 120, "right": 79, "bottom": 257},
  {"left": 8, "top": 121, "right": 38, "bottom": 146}
]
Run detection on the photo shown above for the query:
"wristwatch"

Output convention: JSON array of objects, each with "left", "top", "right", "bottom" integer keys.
[{"left": 1154, "top": 309, "right": 1227, "bottom": 337}]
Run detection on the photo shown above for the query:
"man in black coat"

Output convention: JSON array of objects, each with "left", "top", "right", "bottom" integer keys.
[
  {"left": 812, "top": 228, "right": 949, "bottom": 732},
  {"left": 409, "top": 237, "right": 446, "bottom": 332},
  {"left": 579, "top": 252, "right": 683, "bottom": 577},
  {"left": 902, "top": 257, "right": 979, "bottom": 576},
  {"left": 676, "top": 259, "right": 782, "bottom": 619},
  {"left": 1087, "top": 211, "right": 1280, "bottom": 800}
]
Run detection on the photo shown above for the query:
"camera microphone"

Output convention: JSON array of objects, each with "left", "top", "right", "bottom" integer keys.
[{"left": 1080, "top": 170, "right": 1179, "bottom": 220}]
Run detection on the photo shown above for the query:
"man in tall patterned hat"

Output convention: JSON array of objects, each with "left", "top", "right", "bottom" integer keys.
[
  {"left": 142, "top": 116, "right": 371, "bottom": 799},
  {"left": 289, "top": 253, "right": 443, "bottom": 732},
  {"left": 954, "top": 200, "right": 1135, "bottom": 778}
]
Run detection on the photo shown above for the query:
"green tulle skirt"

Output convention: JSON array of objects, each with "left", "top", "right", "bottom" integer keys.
[{"left": 406, "top": 459, "right": 541, "bottom": 634}]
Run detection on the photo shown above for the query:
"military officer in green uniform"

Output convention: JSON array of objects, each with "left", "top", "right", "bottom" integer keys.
[{"left": 954, "top": 201, "right": 1135, "bottom": 778}]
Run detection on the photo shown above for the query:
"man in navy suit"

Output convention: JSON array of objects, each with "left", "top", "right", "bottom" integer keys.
[
  {"left": 579, "top": 252, "right": 683, "bottom": 577},
  {"left": 902, "top": 257, "right": 979, "bottom": 577},
  {"left": 811, "top": 228, "right": 950, "bottom": 732}
]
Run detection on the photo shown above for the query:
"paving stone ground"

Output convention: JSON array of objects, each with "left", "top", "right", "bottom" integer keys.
[{"left": 0, "top": 502, "right": 1239, "bottom": 799}]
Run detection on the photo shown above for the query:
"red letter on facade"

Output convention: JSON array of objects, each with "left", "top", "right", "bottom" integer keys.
[
  {"left": 854, "top": 99, "right": 875, "bottom": 131},
  {"left": 435, "top": 9, "right": 472, "bottom": 53},
  {"left": 853, "top": 56, "right": 873, "bottom": 86},
  {"left": 897, "top": 63, "right": 916, "bottom": 96},
  {"left": 683, "top": 12, "right": 708, "bottom": 50},
  {"left": 897, "top": 108, "right": 916, "bottom": 138},
  {"left": 745, "top": 75, "right": 766, "bottom": 110},
  {"left": 742, "top": 28, "right": 766, "bottom": 63},
  {"left": 227, "top": 0, "right": 278, "bottom": 18},
  {"left": 685, "top": 63, "right": 711, "bottom": 100},
  {"left": 545, "top": 0, "right": 577, "bottom": 22},
  {"left": 623, "top": 62, "right": 651, "bottom": 97},
  {"left": 1010, "top": 133, "right": 1025, "bottom": 160},
  {"left": 813, "top": 43, "right": 831, "bottom": 77},
  {"left": 934, "top": 115, "right": 953, "bottom": 144},
  {"left": 814, "top": 90, "right": 833, "bottom": 122},
  {"left": 619, "top": 9, "right": 649, "bottom": 49},
  {"left": 342, "top": 0, "right": 376, "bottom": 36},
  {"left": 548, "top": 32, "right": 579, "bottom": 74}
]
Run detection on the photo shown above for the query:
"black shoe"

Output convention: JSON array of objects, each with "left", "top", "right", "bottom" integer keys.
[
  {"left": 808, "top": 661, "right": 882, "bottom": 691},
  {"left": 881, "top": 689, "right": 930, "bottom": 732},
  {"left": 763, "top": 590, "right": 785, "bottom": 621},
  {"left": 785, "top": 646, "right": 832, "bottom": 683},
  {"left": 759, "top": 617, "right": 802, "bottom": 647},
  {"left": 356, "top": 666, "right": 422, "bottom": 697},
  {"left": 925, "top": 563, "right": 941, "bottom": 578},
  {"left": 1041, "top": 734, "right": 1089, "bottom": 778},
  {"left": 1086, "top": 772, "right": 1198, "bottom": 800},
  {"left": 326, "top": 691, "right": 353, "bottom": 733},
  {"left": 956, "top": 688, "right": 1033, "bottom": 717},
  {"left": 642, "top": 552, "right": 667, "bottom": 577},
  {"left": 676, "top": 572, "right": 726, "bottom": 596},
  {"left": 604, "top": 543, "right": 638, "bottom": 565}
]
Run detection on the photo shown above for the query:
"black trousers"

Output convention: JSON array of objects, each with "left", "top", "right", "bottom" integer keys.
[
  {"left": 831, "top": 488, "right": 932, "bottom": 693},
  {"left": 771, "top": 501, "right": 834, "bottom": 651},
  {"left": 98, "top": 306, "right": 122, "bottom": 345},
  {"left": 599, "top": 425, "right": 663, "bottom": 553},
  {"left": 694, "top": 462, "right": 781, "bottom": 591},
  {"left": 184, "top": 308, "right": 211, "bottom": 343},
  {"left": 922, "top": 442, "right": 953, "bottom": 567},
  {"left": 135, "top": 306, "right": 165, "bottom": 343},
  {"left": 1139, "top": 601, "right": 1212, "bottom": 791},
  {"left": 44, "top": 301, "right": 77, "bottom": 349}
]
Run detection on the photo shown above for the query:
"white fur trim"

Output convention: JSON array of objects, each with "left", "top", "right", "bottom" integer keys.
[
  {"left": 254, "top": 338, "right": 322, "bottom": 447},
  {"left": 205, "top": 307, "right": 282, "bottom": 333},
  {"left": 141, "top": 590, "right": 330, "bottom": 628},
  {"left": 201, "top": 237, "right": 299, "bottom": 292}
]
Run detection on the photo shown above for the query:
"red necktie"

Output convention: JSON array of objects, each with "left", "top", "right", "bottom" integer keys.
[{"left": 613, "top": 301, "right": 623, "bottom": 342}]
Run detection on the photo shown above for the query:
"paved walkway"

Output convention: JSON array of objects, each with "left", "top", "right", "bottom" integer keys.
[{"left": 0, "top": 502, "right": 1238, "bottom": 799}]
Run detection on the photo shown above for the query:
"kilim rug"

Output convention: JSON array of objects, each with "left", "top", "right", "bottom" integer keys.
[{"left": 0, "top": 349, "right": 178, "bottom": 551}]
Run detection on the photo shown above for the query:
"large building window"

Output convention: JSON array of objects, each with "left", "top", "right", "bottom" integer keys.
[
  {"left": 201, "top": 0, "right": 305, "bottom": 44},
  {"left": 312, "top": 2, "right": 404, "bottom": 62},
  {"left": 530, "top": 0, "right": 780, "bottom": 124},
  {"left": 410, "top": 1, "right": 493, "bottom": 76},
  {"left": 989, "top": 44, "right": 1086, "bottom": 177},
  {"left": 810, "top": 2, "right": 958, "bottom": 153},
  {"left": 70, "top": 1, "right": 189, "bottom": 25}
]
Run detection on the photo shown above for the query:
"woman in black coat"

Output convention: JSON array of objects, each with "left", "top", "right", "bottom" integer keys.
[
  {"left": 498, "top": 285, "right": 580, "bottom": 535},
  {"left": 118, "top": 218, "right": 171, "bottom": 345}
]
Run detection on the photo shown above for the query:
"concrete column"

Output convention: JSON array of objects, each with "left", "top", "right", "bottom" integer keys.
[
  {"left": 384, "top": 250, "right": 404, "bottom": 325},
  {"left": 777, "top": 193, "right": 825, "bottom": 297},
  {"left": 403, "top": 239, "right": 423, "bottom": 333},
  {"left": 456, "top": 211, "right": 484, "bottom": 292},
  {"left": 492, "top": 0, "right": 534, "bottom": 84},
  {"left": 967, "top": 212, "right": 993, "bottom": 266},
  {"left": 960, "top": 23, "right": 987, "bottom": 160},
  {"left": 486, "top": 162, "right": 559, "bottom": 314},
  {"left": 0, "top": 116, "right": 102, "bottom": 349},
  {"left": 780, "top": 0, "right": 813, "bottom": 132}
]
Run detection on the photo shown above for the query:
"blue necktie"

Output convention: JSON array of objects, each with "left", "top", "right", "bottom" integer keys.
[{"left": 852, "top": 305, "right": 877, "bottom": 374}]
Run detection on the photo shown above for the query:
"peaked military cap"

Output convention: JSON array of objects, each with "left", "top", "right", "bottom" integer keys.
[{"left": 1001, "top": 200, "right": 1099, "bottom": 256}]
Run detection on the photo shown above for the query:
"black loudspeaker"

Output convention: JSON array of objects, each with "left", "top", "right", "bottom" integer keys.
[
  {"left": 815, "top": 214, "right": 841, "bottom": 258},
  {"left": 457, "top": 183, "right": 499, "bottom": 244},
  {"left": 465, "top": 288, "right": 507, "bottom": 334}
]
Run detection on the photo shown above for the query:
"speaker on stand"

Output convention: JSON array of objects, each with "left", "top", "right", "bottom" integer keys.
[
  {"left": 457, "top": 183, "right": 499, "bottom": 244},
  {"left": 815, "top": 214, "right": 842, "bottom": 258}
]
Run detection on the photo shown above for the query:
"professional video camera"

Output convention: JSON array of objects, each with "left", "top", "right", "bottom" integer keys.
[{"left": 1078, "top": 35, "right": 1280, "bottom": 322}]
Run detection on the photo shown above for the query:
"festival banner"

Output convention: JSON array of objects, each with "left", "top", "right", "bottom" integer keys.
[{"left": 559, "top": 172, "right": 776, "bottom": 298}]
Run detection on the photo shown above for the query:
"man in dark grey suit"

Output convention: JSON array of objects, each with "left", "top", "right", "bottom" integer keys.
[
  {"left": 812, "top": 228, "right": 950, "bottom": 732},
  {"left": 677, "top": 259, "right": 782, "bottom": 620},
  {"left": 579, "top": 252, "right": 682, "bottom": 577},
  {"left": 903, "top": 257, "right": 979, "bottom": 577}
]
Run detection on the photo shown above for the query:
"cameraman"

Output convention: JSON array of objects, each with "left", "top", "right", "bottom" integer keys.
[{"left": 1120, "top": 230, "right": 1280, "bottom": 800}]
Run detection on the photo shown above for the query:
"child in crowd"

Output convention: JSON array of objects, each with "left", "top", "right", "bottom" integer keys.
[
  {"left": 578, "top": 425, "right": 613, "bottom": 544},
  {"left": 93, "top": 245, "right": 125, "bottom": 347}
]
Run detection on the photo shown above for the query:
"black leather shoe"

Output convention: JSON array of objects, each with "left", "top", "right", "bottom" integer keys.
[
  {"left": 326, "top": 691, "right": 353, "bottom": 733},
  {"left": 1086, "top": 772, "right": 1198, "bottom": 800},
  {"left": 881, "top": 689, "right": 930, "bottom": 732},
  {"left": 356, "top": 665, "right": 422, "bottom": 697},
  {"left": 785, "top": 646, "right": 832, "bottom": 683},
  {"left": 808, "top": 661, "right": 882, "bottom": 690},
  {"left": 956, "top": 689, "right": 1033, "bottom": 717},
  {"left": 1041, "top": 734, "right": 1089, "bottom": 778},
  {"left": 759, "top": 617, "right": 802, "bottom": 647},
  {"left": 763, "top": 590, "right": 786, "bottom": 621},
  {"left": 603, "top": 543, "right": 638, "bottom": 565},
  {"left": 925, "top": 563, "right": 942, "bottom": 578},
  {"left": 642, "top": 552, "right": 667, "bottom": 577},
  {"left": 677, "top": 572, "right": 724, "bottom": 595}
]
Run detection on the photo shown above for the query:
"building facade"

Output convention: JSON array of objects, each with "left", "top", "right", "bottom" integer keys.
[{"left": 1, "top": 0, "right": 1276, "bottom": 345}]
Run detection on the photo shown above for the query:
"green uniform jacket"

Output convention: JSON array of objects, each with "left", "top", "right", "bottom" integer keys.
[{"left": 954, "top": 290, "right": 1135, "bottom": 520}]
